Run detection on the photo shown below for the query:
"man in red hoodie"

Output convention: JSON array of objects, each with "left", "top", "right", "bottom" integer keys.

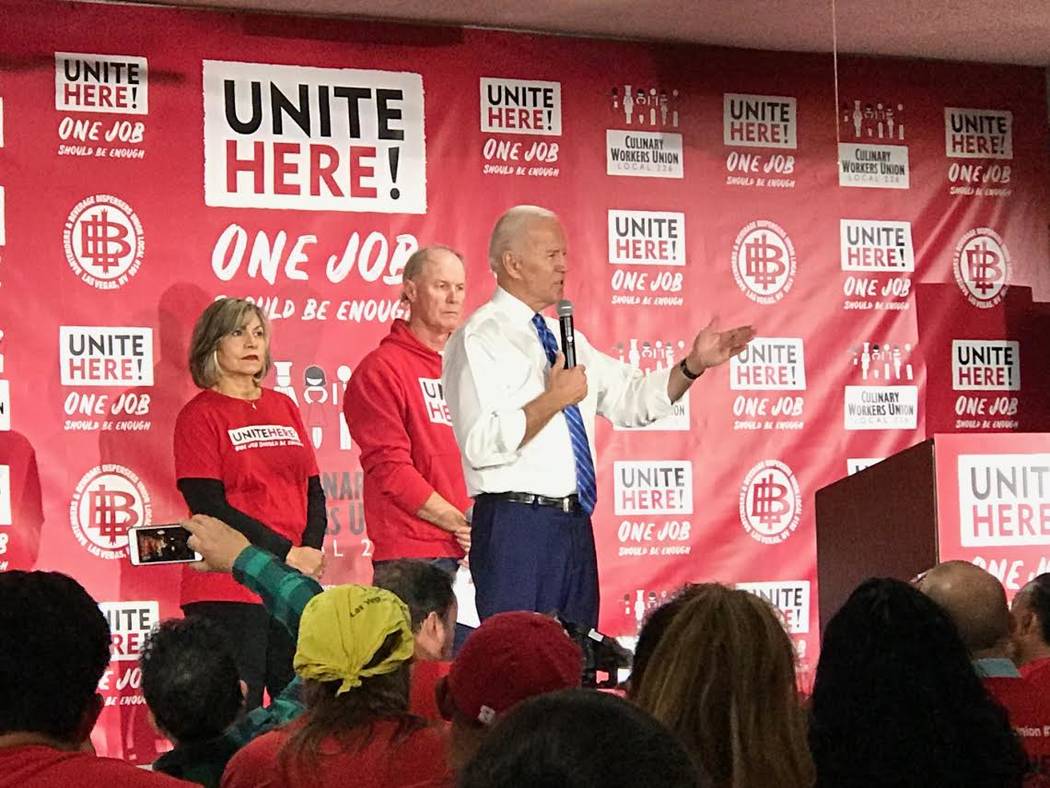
[{"left": 344, "top": 245, "right": 471, "bottom": 578}]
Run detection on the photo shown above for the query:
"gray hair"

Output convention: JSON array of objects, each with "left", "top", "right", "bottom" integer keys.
[
  {"left": 188, "top": 297, "right": 272, "bottom": 389},
  {"left": 402, "top": 244, "right": 464, "bottom": 284},
  {"left": 487, "top": 205, "right": 558, "bottom": 272}
]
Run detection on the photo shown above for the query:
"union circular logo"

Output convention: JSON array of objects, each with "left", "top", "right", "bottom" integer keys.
[
  {"left": 732, "top": 220, "right": 796, "bottom": 305},
  {"left": 953, "top": 227, "right": 1010, "bottom": 309},
  {"left": 63, "top": 195, "right": 144, "bottom": 291},
  {"left": 738, "top": 459, "right": 801, "bottom": 545},
  {"left": 69, "top": 464, "right": 151, "bottom": 559}
]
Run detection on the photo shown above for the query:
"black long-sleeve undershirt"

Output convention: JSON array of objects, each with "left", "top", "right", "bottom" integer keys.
[{"left": 177, "top": 475, "right": 327, "bottom": 559}]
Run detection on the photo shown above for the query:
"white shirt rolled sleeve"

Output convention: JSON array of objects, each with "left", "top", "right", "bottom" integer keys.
[{"left": 443, "top": 287, "right": 674, "bottom": 498}]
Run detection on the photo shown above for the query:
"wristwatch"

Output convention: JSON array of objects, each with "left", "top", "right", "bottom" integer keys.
[{"left": 678, "top": 358, "right": 702, "bottom": 380}]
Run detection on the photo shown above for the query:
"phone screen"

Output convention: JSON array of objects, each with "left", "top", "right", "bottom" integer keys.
[{"left": 131, "top": 525, "right": 198, "bottom": 564}]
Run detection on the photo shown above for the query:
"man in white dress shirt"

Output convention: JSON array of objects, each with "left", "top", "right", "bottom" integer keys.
[{"left": 442, "top": 205, "right": 753, "bottom": 627}]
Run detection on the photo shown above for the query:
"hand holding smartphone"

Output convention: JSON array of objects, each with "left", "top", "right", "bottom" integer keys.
[{"left": 128, "top": 524, "right": 203, "bottom": 565}]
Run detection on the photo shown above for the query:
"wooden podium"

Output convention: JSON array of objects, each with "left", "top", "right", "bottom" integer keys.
[{"left": 815, "top": 433, "right": 1050, "bottom": 633}]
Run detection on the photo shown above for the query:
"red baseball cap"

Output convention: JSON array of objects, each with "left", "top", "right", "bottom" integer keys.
[{"left": 446, "top": 611, "right": 583, "bottom": 725}]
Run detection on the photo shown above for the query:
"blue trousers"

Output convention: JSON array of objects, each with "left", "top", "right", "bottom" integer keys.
[{"left": 470, "top": 494, "right": 599, "bottom": 629}]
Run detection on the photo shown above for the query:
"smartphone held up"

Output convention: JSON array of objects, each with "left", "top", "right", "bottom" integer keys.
[{"left": 128, "top": 524, "right": 202, "bottom": 566}]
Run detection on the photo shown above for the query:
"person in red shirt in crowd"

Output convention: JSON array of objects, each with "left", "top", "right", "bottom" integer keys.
[
  {"left": 1012, "top": 574, "right": 1050, "bottom": 692},
  {"left": 343, "top": 246, "right": 471, "bottom": 582},
  {"left": 372, "top": 560, "right": 457, "bottom": 720},
  {"left": 174, "top": 298, "right": 326, "bottom": 709},
  {"left": 221, "top": 585, "right": 451, "bottom": 788},
  {"left": 920, "top": 561, "right": 1050, "bottom": 783},
  {"left": 435, "top": 611, "right": 582, "bottom": 773},
  {"left": 0, "top": 571, "right": 188, "bottom": 788}
]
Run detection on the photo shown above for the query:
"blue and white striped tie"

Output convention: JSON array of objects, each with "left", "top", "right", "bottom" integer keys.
[{"left": 531, "top": 313, "right": 597, "bottom": 514}]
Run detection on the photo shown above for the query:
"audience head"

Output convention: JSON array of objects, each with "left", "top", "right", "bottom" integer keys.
[
  {"left": 441, "top": 611, "right": 582, "bottom": 771},
  {"left": 811, "top": 577, "right": 1026, "bottom": 787},
  {"left": 140, "top": 617, "right": 244, "bottom": 744},
  {"left": 0, "top": 571, "right": 110, "bottom": 745},
  {"left": 627, "top": 584, "right": 701, "bottom": 699},
  {"left": 917, "top": 560, "right": 1013, "bottom": 658},
  {"left": 630, "top": 583, "right": 812, "bottom": 788},
  {"left": 283, "top": 585, "right": 418, "bottom": 766},
  {"left": 1011, "top": 573, "right": 1050, "bottom": 666},
  {"left": 372, "top": 560, "right": 457, "bottom": 661},
  {"left": 459, "top": 689, "right": 701, "bottom": 788}
]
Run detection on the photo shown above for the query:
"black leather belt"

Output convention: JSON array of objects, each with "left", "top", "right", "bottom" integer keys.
[{"left": 482, "top": 491, "right": 582, "bottom": 513}]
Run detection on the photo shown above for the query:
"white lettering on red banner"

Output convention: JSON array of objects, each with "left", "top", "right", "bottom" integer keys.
[
  {"left": 958, "top": 454, "right": 1050, "bottom": 546},
  {"left": 953, "top": 227, "right": 1010, "bottom": 309},
  {"left": 952, "top": 340, "right": 1020, "bottom": 391},
  {"left": 738, "top": 460, "right": 801, "bottom": 544},
  {"left": 59, "top": 327, "right": 153, "bottom": 386},
  {"left": 606, "top": 130, "right": 683, "bottom": 178},
  {"left": 69, "top": 464, "right": 151, "bottom": 560},
  {"left": 735, "top": 580, "right": 810, "bottom": 633},
  {"left": 730, "top": 338, "right": 805, "bottom": 391},
  {"left": 838, "top": 143, "right": 909, "bottom": 189},
  {"left": 227, "top": 424, "right": 303, "bottom": 450},
  {"left": 0, "top": 465, "right": 10, "bottom": 526},
  {"left": 0, "top": 380, "right": 8, "bottom": 431},
  {"left": 63, "top": 195, "right": 144, "bottom": 290},
  {"left": 731, "top": 220, "right": 796, "bottom": 304},
  {"left": 613, "top": 461, "right": 693, "bottom": 516},
  {"left": 55, "top": 53, "right": 148, "bottom": 115},
  {"left": 99, "top": 601, "right": 159, "bottom": 661},
  {"left": 945, "top": 108, "right": 1012, "bottom": 159},
  {"left": 844, "top": 385, "right": 918, "bottom": 430},
  {"left": 203, "top": 60, "right": 426, "bottom": 213},
  {"left": 607, "top": 211, "right": 685, "bottom": 266},
  {"left": 840, "top": 220, "right": 914, "bottom": 272},
  {"left": 479, "top": 78, "right": 561, "bottom": 136},
  {"left": 723, "top": 94, "right": 797, "bottom": 149},
  {"left": 418, "top": 377, "right": 452, "bottom": 426}
]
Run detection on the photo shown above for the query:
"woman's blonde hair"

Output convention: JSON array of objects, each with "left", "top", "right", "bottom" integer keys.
[
  {"left": 631, "top": 583, "right": 814, "bottom": 788},
  {"left": 187, "top": 298, "right": 272, "bottom": 389}
]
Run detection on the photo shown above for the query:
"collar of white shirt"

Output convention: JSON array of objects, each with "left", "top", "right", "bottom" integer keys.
[{"left": 490, "top": 286, "right": 548, "bottom": 327}]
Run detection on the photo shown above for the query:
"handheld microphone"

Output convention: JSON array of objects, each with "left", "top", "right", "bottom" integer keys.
[{"left": 556, "top": 299, "right": 576, "bottom": 369}]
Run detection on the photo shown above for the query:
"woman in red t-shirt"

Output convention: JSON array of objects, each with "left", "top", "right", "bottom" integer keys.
[{"left": 174, "top": 297, "right": 326, "bottom": 708}]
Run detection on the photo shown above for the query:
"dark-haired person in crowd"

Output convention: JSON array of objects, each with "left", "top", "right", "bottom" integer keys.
[
  {"left": 1012, "top": 573, "right": 1050, "bottom": 691},
  {"left": 0, "top": 571, "right": 187, "bottom": 788},
  {"left": 343, "top": 246, "right": 471, "bottom": 573},
  {"left": 919, "top": 561, "right": 1050, "bottom": 780},
  {"left": 175, "top": 297, "right": 326, "bottom": 708},
  {"left": 221, "top": 585, "right": 450, "bottom": 788},
  {"left": 629, "top": 583, "right": 813, "bottom": 788},
  {"left": 372, "top": 559, "right": 457, "bottom": 719},
  {"left": 437, "top": 610, "right": 582, "bottom": 773},
  {"left": 142, "top": 515, "right": 323, "bottom": 786},
  {"left": 459, "top": 689, "right": 702, "bottom": 788},
  {"left": 810, "top": 577, "right": 1028, "bottom": 787}
]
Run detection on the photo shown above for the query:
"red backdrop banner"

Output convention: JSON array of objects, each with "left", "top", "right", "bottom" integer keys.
[{"left": 0, "top": 0, "right": 1048, "bottom": 761}]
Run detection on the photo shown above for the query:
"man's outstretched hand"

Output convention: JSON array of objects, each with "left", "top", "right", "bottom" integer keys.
[{"left": 685, "top": 319, "right": 755, "bottom": 373}]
